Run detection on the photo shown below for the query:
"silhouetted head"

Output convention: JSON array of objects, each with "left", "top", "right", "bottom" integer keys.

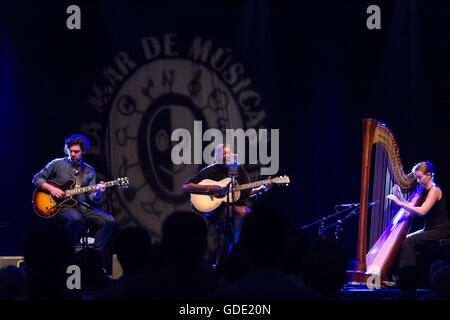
[
  {"left": 303, "top": 238, "right": 348, "bottom": 298},
  {"left": 282, "top": 225, "right": 311, "bottom": 277},
  {"left": 23, "top": 224, "right": 74, "bottom": 274},
  {"left": 430, "top": 265, "right": 450, "bottom": 298},
  {"left": 0, "top": 266, "right": 28, "bottom": 300},
  {"left": 114, "top": 226, "right": 153, "bottom": 275},
  {"left": 23, "top": 224, "right": 76, "bottom": 299},
  {"left": 161, "top": 211, "right": 207, "bottom": 268},
  {"left": 78, "top": 247, "right": 103, "bottom": 272},
  {"left": 429, "top": 260, "right": 448, "bottom": 279},
  {"left": 238, "top": 199, "right": 288, "bottom": 268}
]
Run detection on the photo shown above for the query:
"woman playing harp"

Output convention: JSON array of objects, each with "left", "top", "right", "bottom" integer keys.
[
  {"left": 350, "top": 119, "right": 446, "bottom": 284},
  {"left": 387, "top": 161, "right": 450, "bottom": 273}
]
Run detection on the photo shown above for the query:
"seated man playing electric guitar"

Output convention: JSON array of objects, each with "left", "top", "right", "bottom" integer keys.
[
  {"left": 181, "top": 143, "right": 272, "bottom": 244},
  {"left": 32, "top": 134, "right": 115, "bottom": 252}
]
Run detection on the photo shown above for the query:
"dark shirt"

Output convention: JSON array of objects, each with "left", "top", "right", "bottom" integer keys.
[
  {"left": 423, "top": 186, "right": 450, "bottom": 230},
  {"left": 32, "top": 157, "right": 101, "bottom": 212},
  {"left": 184, "top": 163, "right": 252, "bottom": 210}
]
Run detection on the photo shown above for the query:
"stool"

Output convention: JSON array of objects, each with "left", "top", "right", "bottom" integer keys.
[{"left": 76, "top": 228, "right": 95, "bottom": 251}]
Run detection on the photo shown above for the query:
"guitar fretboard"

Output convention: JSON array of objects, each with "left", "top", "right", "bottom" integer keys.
[
  {"left": 66, "top": 181, "right": 116, "bottom": 197},
  {"left": 235, "top": 179, "right": 273, "bottom": 191}
]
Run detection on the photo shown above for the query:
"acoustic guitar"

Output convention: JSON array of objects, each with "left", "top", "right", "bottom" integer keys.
[
  {"left": 32, "top": 177, "right": 129, "bottom": 218},
  {"left": 190, "top": 176, "right": 290, "bottom": 212}
]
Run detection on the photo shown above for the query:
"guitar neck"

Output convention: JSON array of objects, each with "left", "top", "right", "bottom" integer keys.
[
  {"left": 66, "top": 181, "right": 116, "bottom": 196},
  {"left": 235, "top": 179, "right": 271, "bottom": 191}
]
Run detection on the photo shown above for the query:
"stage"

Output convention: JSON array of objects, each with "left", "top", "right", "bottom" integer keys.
[{"left": 1, "top": 0, "right": 450, "bottom": 301}]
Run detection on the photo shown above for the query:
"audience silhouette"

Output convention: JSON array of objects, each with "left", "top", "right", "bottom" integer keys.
[
  {"left": 94, "top": 225, "right": 155, "bottom": 299},
  {"left": 384, "top": 265, "right": 418, "bottom": 300},
  {"left": 0, "top": 265, "right": 27, "bottom": 300},
  {"left": 212, "top": 199, "right": 317, "bottom": 299},
  {"left": 78, "top": 247, "right": 112, "bottom": 297},
  {"left": 302, "top": 238, "right": 348, "bottom": 299},
  {"left": 2, "top": 203, "right": 450, "bottom": 301},
  {"left": 423, "top": 260, "right": 450, "bottom": 299},
  {"left": 148, "top": 210, "right": 218, "bottom": 299},
  {"left": 22, "top": 223, "right": 80, "bottom": 300}
]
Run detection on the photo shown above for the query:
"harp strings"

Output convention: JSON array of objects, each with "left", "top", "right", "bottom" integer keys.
[
  {"left": 369, "top": 144, "right": 398, "bottom": 248},
  {"left": 368, "top": 143, "right": 414, "bottom": 251}
]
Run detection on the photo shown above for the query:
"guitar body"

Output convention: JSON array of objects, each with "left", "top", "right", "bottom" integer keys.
[
  {"left": 32, "top": 180, "right": 78, "bottom": 219},
  {"left": 32, "top": 176, "right": 129, "bottom": 219},
  {"left": 190, "top": 178, "right": 241, "bottom": 213}
]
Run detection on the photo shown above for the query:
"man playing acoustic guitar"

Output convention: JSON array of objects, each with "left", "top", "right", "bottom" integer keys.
[
  {"left": 32, "top": 134, "right": 115, "bottom": 252},
  {"left": 182, "top": 143, "right": 272, "bottom": 246}
]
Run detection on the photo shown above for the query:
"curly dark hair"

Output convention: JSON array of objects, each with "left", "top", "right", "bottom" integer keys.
[{"left": 64, "top": 134, "right": 89, "bottom": 155}]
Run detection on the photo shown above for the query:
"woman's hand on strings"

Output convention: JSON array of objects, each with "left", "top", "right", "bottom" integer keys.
[
  {"left": 387, "top": 184, "right": 406, "bottom": 205},
  {"left": 386, "top": 194, "right": 400, "bottom": 205},
  {"left": 392, "top": 184, "right": 406, "bottom": 202}
]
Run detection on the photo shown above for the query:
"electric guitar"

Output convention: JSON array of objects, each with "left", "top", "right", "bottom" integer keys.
[
  {"left": 190, "top": 176, "right": 290, "bottom": 212},
  {"left": 32, "top": 177, "right": 129, "bottom": 218}
]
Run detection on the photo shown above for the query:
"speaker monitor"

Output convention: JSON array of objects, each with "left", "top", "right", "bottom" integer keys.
[
  {"left": 0, "top": 256, "right": 25, "bottom": 268},
  {"left": 1, "top": 255, "right": 124, "bottom": 280}
]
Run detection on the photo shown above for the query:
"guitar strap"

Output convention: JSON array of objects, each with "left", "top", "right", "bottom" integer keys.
[
  {"left": 75, "top": 165, "right": 98, "bottom": 212},
  {"left": 75, "top": 165, "right": 86, "bottom": 188},
  {"left": 74, "top": 165, "right": 95, "bottom": 211}
]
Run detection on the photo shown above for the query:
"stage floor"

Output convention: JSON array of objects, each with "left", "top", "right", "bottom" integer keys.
[{"left": 341, "top": 282, "right": 431, "bottom": 299}]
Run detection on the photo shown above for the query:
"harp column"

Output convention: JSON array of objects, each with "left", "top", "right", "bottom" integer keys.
[{"left": 352, "top": 118, "right": 378, "bottom": 282}]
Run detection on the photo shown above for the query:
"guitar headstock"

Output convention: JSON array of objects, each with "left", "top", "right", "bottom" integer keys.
[
  {"left": 272, "top": 175, "right": 290, "bottom": 186},
  {"left": 116, "top": 177, "right": 130, "bottom": 189}
]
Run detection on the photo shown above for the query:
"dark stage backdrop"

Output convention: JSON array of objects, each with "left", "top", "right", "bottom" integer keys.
[{"left": 1, "top": 0, "right": 449, "bottom": 262}]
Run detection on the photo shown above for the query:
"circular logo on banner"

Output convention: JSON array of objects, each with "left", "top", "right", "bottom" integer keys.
[
  {"left": 85, "top": 35, "right": 266, "bottom": 242},
  {"left": 110, "top": 59, "right": 246, "bottom": 239}
]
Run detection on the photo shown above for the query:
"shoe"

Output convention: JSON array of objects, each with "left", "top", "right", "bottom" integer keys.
[{"left": 382, "top": 280, "right": 398, "bottom": 289}]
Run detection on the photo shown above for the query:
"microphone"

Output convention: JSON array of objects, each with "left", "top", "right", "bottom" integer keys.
[
  {"left": 228, "top": 154, "right": 239, "bottom": 177},
  {"left": 336, "top": 203, "right": 359, "bottom": 208},
  {"left": 369, "top": 200, "right": 379, "bottom": 207},
  {"left": 227, "top": 154, "right": 239, "bottom": 218},
  {"left": 335, "top": 201, "right": 379, "bottom": 208}
]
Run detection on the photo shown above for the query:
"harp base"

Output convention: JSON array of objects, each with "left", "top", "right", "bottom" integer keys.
[{"left": 346, "top": 270, "right": 378, "bottom": 285}]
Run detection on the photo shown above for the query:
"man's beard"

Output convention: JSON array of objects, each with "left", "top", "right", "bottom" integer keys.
[{"left": 71, "top": 157, "right": 82, "bottom": 166}]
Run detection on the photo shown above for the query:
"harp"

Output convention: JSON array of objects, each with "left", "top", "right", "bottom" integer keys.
[{"left": 348, "top": 118, "right": 425, "bottom": 284}]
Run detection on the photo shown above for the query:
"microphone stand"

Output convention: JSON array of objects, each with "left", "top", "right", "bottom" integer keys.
[
  {"left": 214, "top": 179, "right": 234, "bottom": 268},
  {"left": 226, "top": 157, "right": 239, "bottom": 250},
  {"left": 322, "top": 206, "right": 361, "bottom": 240},
  {"left": 301, "top": 204, "right": 359, "bottom": 239},
  {"left": 322, "top": 201, "right": 376, "bottom": 240}
]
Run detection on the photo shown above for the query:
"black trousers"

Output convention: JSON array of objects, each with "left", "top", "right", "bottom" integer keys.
[
  {"left": 398, "top": 227, "right": 450, "bottom": 271},
  {"left": 54, "top": 205, "right": 115, "bottom": 252}
]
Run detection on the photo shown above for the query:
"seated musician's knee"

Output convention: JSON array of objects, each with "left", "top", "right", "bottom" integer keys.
[
  {"left": 106, "top": 215, "right": 115, "bottom": 224},
  {"left": 65, "top": 210, "right": 84, "bottom": 223},
  {"left": 102, "top": 215, "right": 115, "bottom": 228}
]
